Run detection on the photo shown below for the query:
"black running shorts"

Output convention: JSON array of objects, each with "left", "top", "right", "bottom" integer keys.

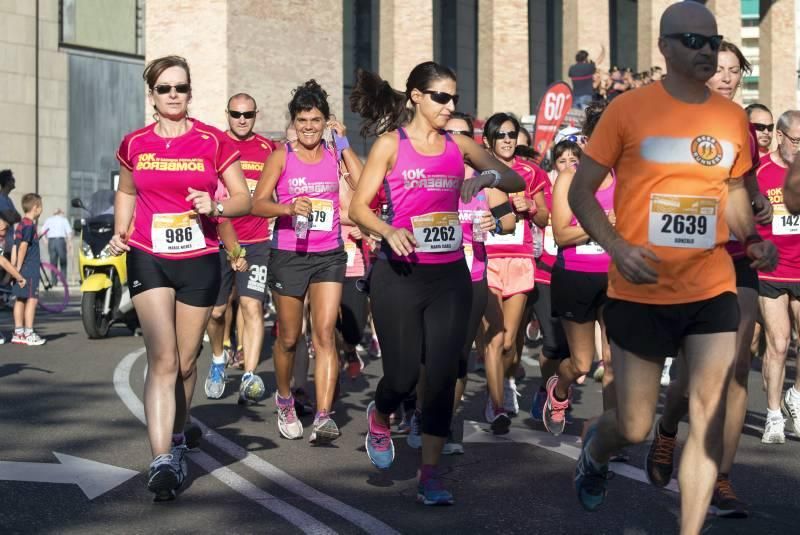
[
  {"left": 268, "top": 248, "right": 346, "bottom": 297},
  {"left": 127, "top": 247, "right": 221, "bottom": 307}
]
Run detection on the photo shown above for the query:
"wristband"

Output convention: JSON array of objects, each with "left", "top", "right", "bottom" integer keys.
[
  {"left": 481, "top": 169, "right": 502, "bottom": 189},
  {"left": 333, "top": 131, "right": 350, "bottom": 156},
  {"left": 490, "top": 201, "right": 513, "bottom": 219}
]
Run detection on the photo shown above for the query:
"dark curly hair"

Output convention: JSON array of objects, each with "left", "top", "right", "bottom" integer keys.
[
  {"left": 289, "top": 79, "right": 330, "bottom": 120},
  {"left": 582, "top": 100, "right": 608, "bottom": 138}
]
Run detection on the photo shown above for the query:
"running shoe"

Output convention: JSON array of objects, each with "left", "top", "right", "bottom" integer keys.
[
  {"left": 183, "top": 422, "right": 202, "bottom": 451},
  {"left": 592, "top": 361, "right": 605, "bottom": 382},
  {"left": 365, "top": 401, "right": 395, "bottom": 469},
  {"left": 530, "top": 387, "right": 547, "bottom": 422},
  {"left": 574, "top": 422, "right": 612, "bottom": 512},
  {"left": 345, "top": 350, "right": 365, "bottom": 380},
  {"left": 442, "top": 424, "right": 464, "bottom": 456},
  {"left": 0, "top": 333, "right": 5, "bottom": 344},
  {"left": 525, "top": 320, "right": 541, "bottom": 346},
  {"left": 708, "top": 475, "right": 749, "bottom": 518},
  {"left": 238, "top": 372, "right": 266, "bottom": 404},
  {"left": 645, "top": 419, "right": 676, "bottom": 488},
  {"left": 309, "top": 411, "right": 341, "bottom": 445},
  {"left": 276, "top": 393, "right": 304, "bottom": 439},
  {"left": 229, "top": 348, "right": 244, "bottom": 369},
  {"left": 147, "top": 454, "right": 179, "bottom": 502},
  {"left": 576, "top": 374, "right": 586, "bottom": 385},
  {"left": 543, "top": 375, "right": 570, "bottom": 436},
  {"left": 368, "top": 336, "right": 381, "bottom": 358},
  {"left": 660, "top": 357, "right": 674, "bottom": 387},
  {"left": 407, "top": 410, "right": 422, "bottom": 449},
  {"left": 397, "top": 408, "right": 413, "bottom": 435},
  {"left": 781, "top": 389, "right": 800, "bottom": 434},
  {"left": 11, "top": 332, "right": 25, "bottom": 345},
  {"left": 484, "top": 395, "right": 511, "bottom": 434},
  {"left": 417, "top": 473, "right": 454, "bottom": 506},
  {"left": 761, "top": 414, "right": 786, "bottom": 444},
  {"left": 203, "top": 332, "right": 210, "bottom": 343},
  {"left": 293, "top": 388, "right": 314, "bottom": 417},
  {"left": 503, "top": 378, "right": 521, "bottom": 415},
  {"left": 25, "top": 332, "right": 46, "bottom": 346},
  {"left": 169, "top": 443, "right": 188, "bottom": 490},
  {"left": 204, "top": 361, "right": 226, "bottom": 399}
]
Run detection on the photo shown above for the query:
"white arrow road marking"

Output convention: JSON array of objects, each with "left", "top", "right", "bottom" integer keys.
[
  {"left": 117, "top": 348, "right": 399, "bottom": 535},
  {"left": 115, "top": 349, "right": 335, "bottom": 535},
  {"left": 463, "top": 421, "right": 680, "bottom": 493},
  {"left": 0, "top": 452, "right": 138, "bottom": 500}
]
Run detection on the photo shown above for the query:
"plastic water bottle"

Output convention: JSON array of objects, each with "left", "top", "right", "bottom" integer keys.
[
  {"left": 294, "top": 214, "right": 309, "bottom": 239},
  {"left": 380, "top": 203, "right": 390, "bottom": 222},
  {"left": 472, "top": 214, "right": 486, "bottom": 243},
  {"left": 533, "top": 225, "right": 544, "bottom": 258}
]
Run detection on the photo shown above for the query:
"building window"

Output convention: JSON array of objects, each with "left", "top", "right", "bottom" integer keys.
[
  {"left": 433, "top": 0, "right": 478, "bottom": 116},
  {"left": 343, "top": 0, "right": 379, "bottom": 156},
  {"left": 60, "top": 0, "right": 144, "bottom": 57}
]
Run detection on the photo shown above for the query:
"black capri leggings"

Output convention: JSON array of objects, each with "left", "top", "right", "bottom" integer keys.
[
  {"left": 460, "top": 278, "right": 488, "bottom": 378},
  {"left": 338, "top": 276, "right": 368, "bottom": 346},
  {"left": 530, "top": 282, "right": 570, "bottom": 360},
  {"left": 371, "top": 258, "right": 471, "bottom": 437}
]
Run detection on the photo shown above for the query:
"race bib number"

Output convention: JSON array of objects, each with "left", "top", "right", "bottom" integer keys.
[
  {"left": 345, "top": 241, "right": 357, "bottom": 267},
  {"left": 772, "top": 204, "right": 800, "bottom": 236},
  {"left": 309, "top": 199, "right": 334, "bottom": 232},
  {"left": 246, "top": 178, "right": 259, "bottom": 196},
  {"left": 411, "top": 212, "right": 462, "bottom": 252},
  {"left": 464, "top": 244, "right": 474, "bottom": 271},
  {"left": 648, "top": 194, "right": 717, "bottom": 249},
  {"left": 576, "top": 240, "right": 605, "bottom": 255},
  {"left": 486, "top": 219, "right": 524, "bottom": 246},
  {"left": 544, "top": 226, "right": 558, "bottom": 256},
  {"left": 151, "top": 211, "right": 206, "bottom": 254}
]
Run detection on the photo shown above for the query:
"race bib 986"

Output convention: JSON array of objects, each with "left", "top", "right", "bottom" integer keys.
[{"left": 151, "top": 211, "right": 205, "bottom": 254}]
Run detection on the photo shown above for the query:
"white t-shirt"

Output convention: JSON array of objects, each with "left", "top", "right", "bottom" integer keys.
[{"left": 41, "top": 215, "right": 72, "bottom": 239}]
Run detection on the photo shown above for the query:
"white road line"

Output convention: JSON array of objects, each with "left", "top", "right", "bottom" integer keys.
[
  {"left": 463, "top": 421, "right": 680, "bottom": 493},
  {"left": 118, "top": 348, "right": 400, "bottom": 535},
  {"left": 114, "top": 349, "right": 336, "bottom": 535}
]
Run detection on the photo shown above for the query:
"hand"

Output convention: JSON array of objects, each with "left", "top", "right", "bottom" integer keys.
[
  {"left": 230, "top": 257, "right": 249, "bottom": 272},
  {"left": 349, "top": 226, "right": 363, "bottom": 240},
  {"left": 109, "top": 231, "right": 130, "bottom": 256},
  {"left": 384, "top": 227, "right": 417, "bottom": 257},
  {"left": 478, "top": 212, "right": 495, "bottom": 233},
  {"left": 511, "top": 194, "right": 533, "bottom": 213},
  {"left": 751, "top": 193, "right": 773, "bottom": 226},
  {"left": 327, "top": 119, "right": 346, "bottom": 137},
  {"left": 16, "top": 277, "right": 26, "bottom": 289},
  {"left": 460, "top": 174, "right": 493, "bottom": 203},
  {"left": 608, "top": 210, "right": 617, "bottom": 226},
  {"left": 186, "top": 187, "right": 214, "bottom": 215},
  {"left": 290, "top": 197, "right": 312, "bottom": 218},
  {"left": 609, "top": 240, "right": 660, "bottom": 284},
  {"left": 748, "top": 240, "right": 778, "bottom": 272}
]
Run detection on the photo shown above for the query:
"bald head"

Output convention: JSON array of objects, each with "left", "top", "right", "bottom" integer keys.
[
  {"left": 227, "top": 92, "right": 257, "bottom": 110},
  {"left": 660, "top": 1, "right": 718, "bottom": 37}
]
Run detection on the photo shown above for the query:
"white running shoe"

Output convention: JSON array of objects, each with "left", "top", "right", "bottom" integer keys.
[
  {"left": 503, "top": 378, "right": 520, "bottom": 415},
  {"left": 761, "top": 415, "right": 786, "bottom": 444},
  {"left": 781, "top": 389, "right": 800, "bottom": 434},
  {"left": 276, "top": 393, "right": 304, "bottom": 440},
  {"left": 25, "top": 332, "right": 46, "bottom": 346},
  {"left": 660, "top": 357, "right": 673, "bottom": 387}
]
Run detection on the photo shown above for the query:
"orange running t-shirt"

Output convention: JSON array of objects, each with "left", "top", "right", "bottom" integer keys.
[{"left": 583, "top": 82, "right": 752, "bottom": 305}]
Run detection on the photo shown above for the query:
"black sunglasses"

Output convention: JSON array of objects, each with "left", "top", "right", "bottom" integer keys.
[
  {"left": 154, "top": 83, "right": 191, "bottom": 95},
  {"left": 228, "top": 110, "right": 257, "bottom": 119},
  {"left": 663, "top": 33, "right": 723, "bottom": 51},
  {"left": 495, "top": 130, "right": 518, "bottom": 141},
  {"left": 445, "top": 129, "right": 470, "bottom": 136},
  {"left": 422, "top": 90, "right": 460, "bottom": 106},
  {"left": 752, "top": 122, "right": 774, "bottom": 133},
  {"left": 780, "top": 130, "right": 800, "bottom": 145}
]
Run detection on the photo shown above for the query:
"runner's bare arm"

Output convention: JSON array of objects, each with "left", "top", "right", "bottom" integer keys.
[
  {"left": 531, "top": 190, "right": 549, "bottom": 228},
  {"left": 251, "top": 148, "right": 310, "bottom": 218},
  {"left": 728, "top": 177, "right": 778, "bottom": 271},
  {"left": 744, "top": 170, "right": 773, "bottom": 225},
  {"left": 110, "top": 167, "right": 136, "bottom": 254},
  {"left": 453, "top": 134, "right": 526, "bottom": 198},
  {"left": 553, "top": 169, "right": 592, "bottom": 246},
  {"left": 216, "top": 161, "right": 251, "bottom": 218},
  {"left": 341, "top": 148, "right": 363, "bottom": 191},
  {"left": 486, "top": 188, "right": 516, "bottom": 233},
  {"left": 784, "top": 156, "right": 800, "bottom": 215}
]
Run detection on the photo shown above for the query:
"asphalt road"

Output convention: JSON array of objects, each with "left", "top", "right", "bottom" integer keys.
[{"left": 1, "top": 302, "right": 798, "bottom": 534}]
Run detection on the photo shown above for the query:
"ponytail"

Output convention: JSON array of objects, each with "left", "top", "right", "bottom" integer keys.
[{"left": 349, "top": 69, "right": 409, "bottom": 138}]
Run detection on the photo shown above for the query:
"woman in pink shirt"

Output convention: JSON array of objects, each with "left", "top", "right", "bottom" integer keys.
[{"left": 109, "top": 55, "right": 251, "bottom": 501}]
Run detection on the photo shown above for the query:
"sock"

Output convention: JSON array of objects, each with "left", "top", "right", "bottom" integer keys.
[
  {"left": 767, "top": 408, "right": 783, "bottom": 420},
  {"left": 276, "top": 393, "right": 293, "bottom": 407},
  {"left": 14, "top": 327, "right": 23, "bottom": 335},
  {"left": 23, "top": 328, "right": 32, "bottom": 336},
  {"left": 242, "top": 371, "right": 253, "bottom": 381},
  {"left": 171, "top": 433, "right": 185, "bottom": 446},
  {"left": 790, "top": 387, "right": 800, "bottom": 401},
  {"left": 419, "top": 464, "right": 437, "bottom": 484},
  {"left": 211, "top": 353, "right": 226, "bottom": 365},
  {"left": 659, "top": 422, "right": 677, "bottom": 438},
  {"left": 315, "top": 410, "right": 328, "bottom": 421}
]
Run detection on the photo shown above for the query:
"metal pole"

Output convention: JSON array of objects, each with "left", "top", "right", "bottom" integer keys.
[{"left": 35, "top": 0, "right": 39, "bottom": 194}]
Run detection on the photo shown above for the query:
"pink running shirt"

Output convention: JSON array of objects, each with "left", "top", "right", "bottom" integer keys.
[
  {"left": 116, "top": 120, "right": 240, "bottom": 259},
  {"left": 459, "top": 188, "right": 489, "bottom": 282},
  {"left": 535, "top": 176, "right": 557, "bottom": 285},
  {"left": 225, "top": 133, "right": 275, "bottom": 244},
  {"left": 756, "top": 153, "right": 800, "bottom": 282}
]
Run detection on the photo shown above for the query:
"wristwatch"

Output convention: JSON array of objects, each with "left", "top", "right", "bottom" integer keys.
[
  {"left": 481, "top": 169, "right": 502, "bottom": 188},
  {"left": 215, "top": 202, "right": 224, "bottom": 216}
]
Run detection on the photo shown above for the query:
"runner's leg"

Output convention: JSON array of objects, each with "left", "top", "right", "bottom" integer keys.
[
  {"left": 273, "top": 292, "right": 305, "bottom": 399},
  {"left": 173, "top": 300, "right": 214, "bottom": 434},
  {"left": 308, "top": 281, "right": 343, "bottom": 413},
  {"left": 760, "top": 294, "right": 791, "bottom": 412}
]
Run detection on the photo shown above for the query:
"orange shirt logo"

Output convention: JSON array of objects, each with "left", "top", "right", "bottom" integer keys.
[{"left": 691, "top": 135, "right": 724, "bottom": 166}]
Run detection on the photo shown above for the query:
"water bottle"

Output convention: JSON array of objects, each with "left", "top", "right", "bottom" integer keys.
[
  {"left": 472, "top": 214, "right": 486, "bottom": 243},
  {"left": 533, "top": 225, "right": 544, "bottom": 258},
  {"left": 294, "top": 214, "right": 309, "bottom": 239},
  {"left": 380, "top": 203, "right": 390, "bottom": 222}
]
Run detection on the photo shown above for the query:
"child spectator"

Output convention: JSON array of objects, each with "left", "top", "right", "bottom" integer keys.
[
  {"left": 0, "top": 210, "right": 26, "bottom": 344},
  {"left": 12, "top": 193, "right": 45, "bottom": 346}
]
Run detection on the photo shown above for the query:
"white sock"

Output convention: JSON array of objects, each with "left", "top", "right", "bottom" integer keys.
[
  {"left": 789, "top": 387, "right": 800, "bottom": 401},
  {"left": 767, "top": 408, "right": 783, "bottom": 420},
  {"left": 211, "top": 353, "right": 226, "bottom": 365}
]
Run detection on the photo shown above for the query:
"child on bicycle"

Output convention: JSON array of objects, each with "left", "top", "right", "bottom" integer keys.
[
  {"left": 11, "top": 193, "right": 45, "bottom": 346},
  {"left": 0, "top": 210, "right": 27, "bottom": 344}
]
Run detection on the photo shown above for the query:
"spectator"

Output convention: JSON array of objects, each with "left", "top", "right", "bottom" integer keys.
[
  {"left": 0, "top": 170, "right": 21, "bottom": 255},
  {"left": 41, "top": 208, "right": 73, "bottom": 285},
  {"left": 569, "top": 49, "right": 597, "bottom": 109},
  {"left": 12, "top": 193, "right": 45, "bottom": 346}
]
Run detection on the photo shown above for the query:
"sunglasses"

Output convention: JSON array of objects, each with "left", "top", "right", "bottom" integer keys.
[
  {"left": 752, "top": 123, "right": 774, "bottom": 133},
  {"left": 154, "top": 83, "right": 191, "bottom": 95},
  {"left": 495, "top": 130, "right": 518, "bottom": 141},
  {"left": 422, "top": 90, "right": 460, "bottom": 105},
  {"left": 445, "top": 129, "right": 470, "bottom": 136},
  {"left": 228, "top": 110, "right": 257, "bottom": 119},
  {"left": 779, "top": 130, "right": 800, "bottom": 145},
  {"left": 663, "top": 33, "right": 724, "bottom": 51}
]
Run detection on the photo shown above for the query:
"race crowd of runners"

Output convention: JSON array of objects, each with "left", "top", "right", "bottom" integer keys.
[{"left": 106, "top": 2, "right": 800, "bottom": 532}]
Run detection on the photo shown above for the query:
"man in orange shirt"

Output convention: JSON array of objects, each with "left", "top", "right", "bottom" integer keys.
[{"left": 567, "top": 3, "right": 777, "bottom": 533}]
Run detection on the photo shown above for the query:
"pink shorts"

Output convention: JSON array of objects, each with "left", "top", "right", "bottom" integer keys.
[{"left": 487, "top": 257, "right": 535, "bottom": 298}]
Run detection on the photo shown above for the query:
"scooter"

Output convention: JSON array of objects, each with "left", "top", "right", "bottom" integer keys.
[{"left": 72, "top": 190, "right": 138, "bottom": 338}]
